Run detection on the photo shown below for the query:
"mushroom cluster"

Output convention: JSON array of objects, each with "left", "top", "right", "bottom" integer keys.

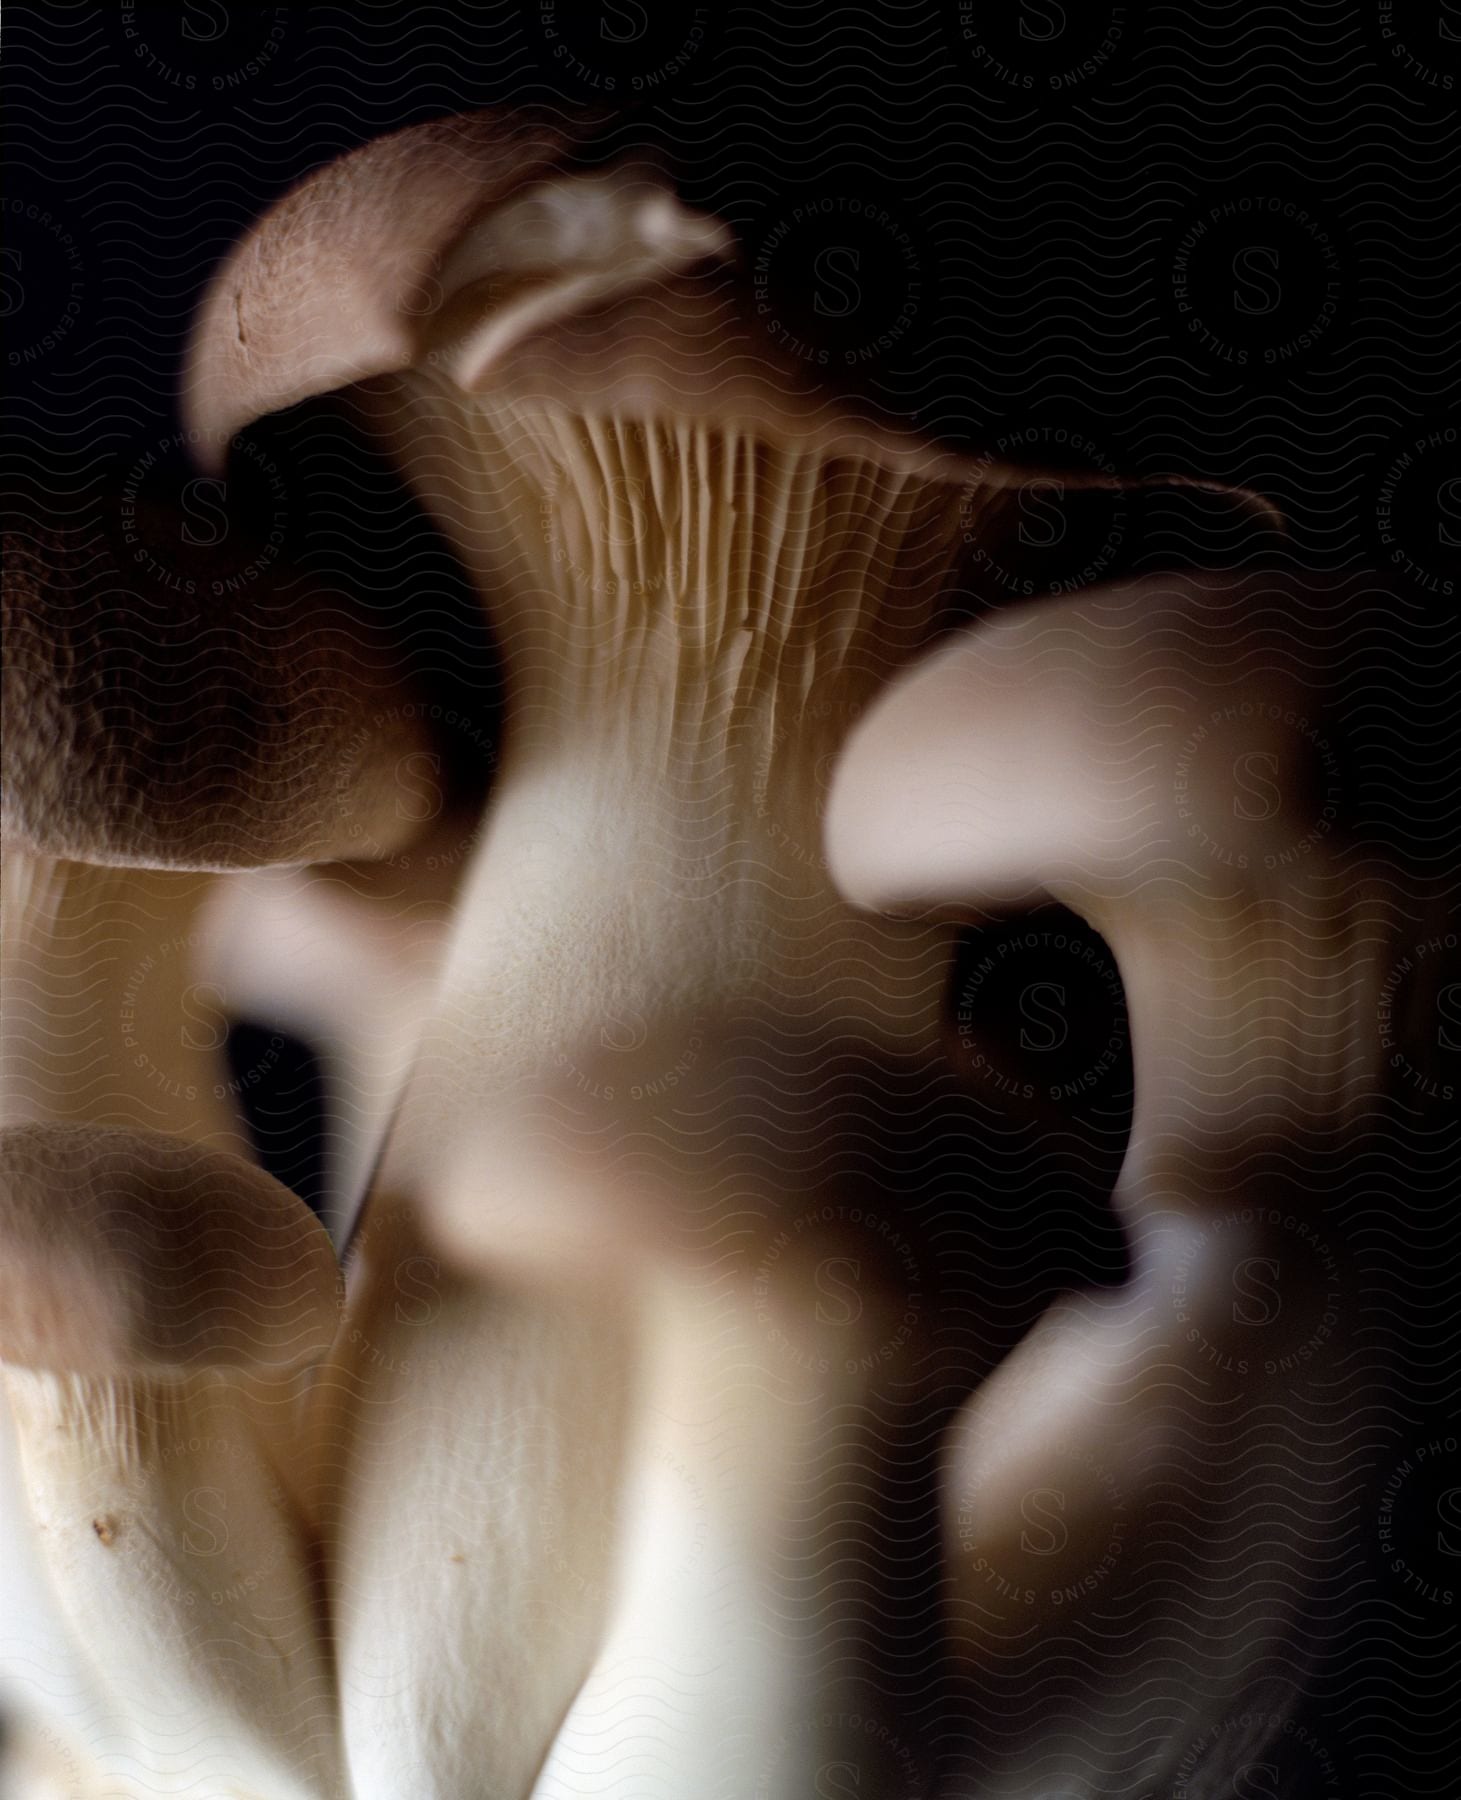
[{"left": 2, "top": 110, "right": 1445, "bottom": 1800}]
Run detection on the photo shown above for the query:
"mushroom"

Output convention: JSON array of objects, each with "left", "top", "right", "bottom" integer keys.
[
  {"left": 312, "top": 1186, "right": 635, "bottom": 1800},
  {"left": 191, "top": 862, "right": 453, "bottom": 1241},
  {"left": 824, "top": 567, "right": 1442, "bottom": 1792},
  {"left": 4, "top": 107, "right": 1288, "bottom": 1796},
  {"left": 0, "top": 1122, "right": 342, "bottom": 1799},
  {"left": 1, "top": 502, "right": 463, "bottom": 1180},
  {"left": 1, "top": 1377, "right": 122, "bottom": 1798},
  {"left": 2, "top": 520, "right": 442, "bottom": 873},
  {"left": 1, "top": 849, "right": 252, "bottom": 1152},
  {"left": 176, "top": 109, "right": 1278, "bottom": 1795}
]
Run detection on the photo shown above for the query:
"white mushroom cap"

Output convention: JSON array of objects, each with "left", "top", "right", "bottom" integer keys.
[
  {"left": 0, "top": 1123, "right": 340, "bottom": 1378},
  {"left": 826, "top": 568, "right": 1325, "bottom": 917},
  {"left": 825, "top": 569, "right": 1392, "bottom": 1204}
]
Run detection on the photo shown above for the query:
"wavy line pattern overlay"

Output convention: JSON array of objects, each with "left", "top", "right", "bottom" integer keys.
[{"left": 2, "top": 6, "right": 1457, "bottom": 1799}]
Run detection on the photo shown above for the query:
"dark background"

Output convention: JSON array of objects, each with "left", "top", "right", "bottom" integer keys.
[{"left": 4, "top": 5, "right": 1458, "bottom": 1795}]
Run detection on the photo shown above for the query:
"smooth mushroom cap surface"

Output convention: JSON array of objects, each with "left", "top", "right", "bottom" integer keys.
[
  {"left": 822, "top": 568, "right": 1423, "bottom": 1190},
  {"left": 0, "top": 1123, "right": 341, "bottom": 1377},
  {"left": 825, "top": 569, "right": 1329, "bottom": 916}
]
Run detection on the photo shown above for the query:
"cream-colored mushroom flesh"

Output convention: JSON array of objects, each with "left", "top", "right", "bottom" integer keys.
[
  {"left": 170, "top": 115, "right": 1286, "bottom": 1797},
  {"left": 0, "top": 1124, "right": 342, "bottom": 1800}
]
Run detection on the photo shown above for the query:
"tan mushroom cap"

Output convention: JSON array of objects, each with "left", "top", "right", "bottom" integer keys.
[
  {"left": 1, "top": 521, "right": 447, "bottom": 871},
  {"left": 0, "top": 1123, "right": 341, "bottom": 1377},
  {"left": 183, "top": 108, "right": 733, "bottom": 468},
  {"left": 183, "top": 109, "right": 1279, "bottom": 535}
]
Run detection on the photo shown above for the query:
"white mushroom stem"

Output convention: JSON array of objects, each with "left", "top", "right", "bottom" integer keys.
[
  {"left": 314, "top": 1195, "right": 633, "bottom": 1800},
  {"left": 0, "top": 1383, "right": 125, "bottom": 1798},
  {"left": 437, "top": 1098, "right": 934, "bottom": 1798},
  {"left": 352, "top": 428, "right": 973, "bottom": 1796},
  {"left": 528, "top": 1265, "right": 919, "bottom": 1800},
  {"left": 825, "top": 569, "right": 1426, "bottom": 1788},
  {"left": 0, "top": 1125, "right": 343, "bottom": 1800},
  {"left": 195, "top": 861, "right": 456, "bottom": 1242}
]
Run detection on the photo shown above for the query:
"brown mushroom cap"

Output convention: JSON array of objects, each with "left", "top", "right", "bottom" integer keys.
[
  {"left": 181, "top": 110, "right": 717, "bottom": 467},
  {"left": 0, "top": 1123, "right": 341, "bottom": 1377},
  {"left": 184, "top": 110, "right": 1277, "bottom": 539},
  {"left": 2, "top": 522, "right": 439, "bottom": 870}
]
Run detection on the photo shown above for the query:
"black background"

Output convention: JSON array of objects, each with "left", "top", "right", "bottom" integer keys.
[{"left": 4, "top": 5, "right": 1458, "bottom": 1795}]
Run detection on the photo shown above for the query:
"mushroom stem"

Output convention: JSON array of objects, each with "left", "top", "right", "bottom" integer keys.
[
  {"left": 538, "top": 1266, "right": 928, "bottom": 1799},
  {"left": 0, "top": 1125, "right": 344, "bottom": 1800},
  {"left": 353, "top": 430, "right": 968, "bottom": 1796},
  {"left": 0, "top": 1384, "right": 125, "bottom": 1798},
  {"left": 316, "top": 1197, "right": 633, "bottom": 1800},
  {"left": 4, "top": 1367, "right": 338, "bottom": 1799},
  {"left": 361, "top": 406, "right": 971, "bottom": 1150},
  {"left": 195, "top": 862, "right": 455, "bottom": 1243},
  {"left": 1, "top": 850, "right": 249, "bottom": 1151}
]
